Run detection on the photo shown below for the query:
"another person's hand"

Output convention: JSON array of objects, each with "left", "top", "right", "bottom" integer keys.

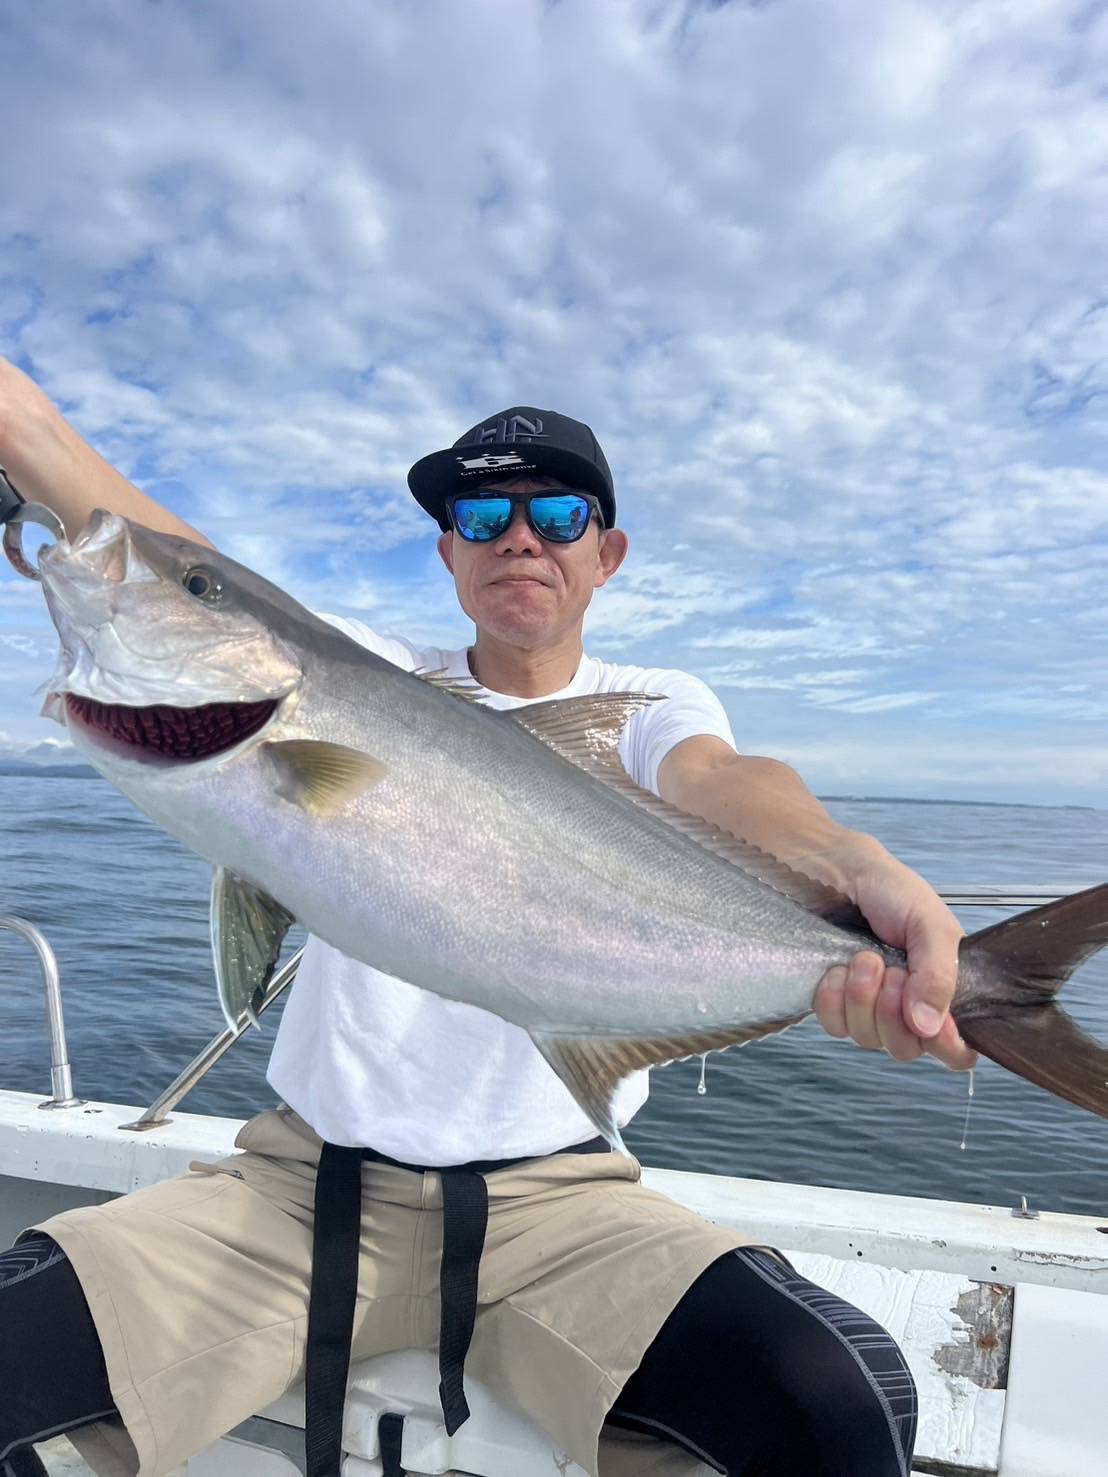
[
  {"left": 0, "top": 354, "right": 210, "bottom": 545},
  {"left": 812, "top": 840, "right": 977, "bottom": 1070}
]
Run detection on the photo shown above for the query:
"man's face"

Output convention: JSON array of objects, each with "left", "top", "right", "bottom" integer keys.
[{"left": 436, "top": 474, "right": 629, "bottom": 649}]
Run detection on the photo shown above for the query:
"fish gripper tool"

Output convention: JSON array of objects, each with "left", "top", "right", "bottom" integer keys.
[{"left": 0, "top": 470, "right": 67, "bottom": 581}]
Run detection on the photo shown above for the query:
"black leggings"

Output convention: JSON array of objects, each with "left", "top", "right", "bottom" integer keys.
[
  {"left": 0, "top": 1236, "right": 915, "bottom": 1477},
  {"left": 0, "top": 1237, "right": 115, "bottom": 1477},
  {"left": 610, "top": 1245, "right": 916, "bottom": 1475}
]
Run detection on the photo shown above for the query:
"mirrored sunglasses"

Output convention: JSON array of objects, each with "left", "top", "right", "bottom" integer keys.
[{"left": 447, "top": 491, "right": 602, "bottom": 544}]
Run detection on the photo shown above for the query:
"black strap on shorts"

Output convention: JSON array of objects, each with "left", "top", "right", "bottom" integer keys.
[
  {"left": 304, "top": 1134, "right": 609, "bottom": 1477},
  {"left": 377, "top": 1410, "right": 405, "bottom": 1477}
]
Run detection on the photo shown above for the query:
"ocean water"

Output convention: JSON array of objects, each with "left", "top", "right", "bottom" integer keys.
[{"left": 1, "top": 766, "right": 1106, "bottom": 1216}]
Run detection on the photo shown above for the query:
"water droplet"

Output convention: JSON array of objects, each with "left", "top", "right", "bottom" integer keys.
[
  {"left": 959, "top": 1066, "right": 976, "bottom": 1152},
  {"left": 697, "top": 1053, "right": 708, "bottom": 1096}
]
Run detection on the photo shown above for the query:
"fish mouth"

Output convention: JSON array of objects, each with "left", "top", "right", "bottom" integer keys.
[{"left": 64, "top": 694, "right": 279, "bottom": 762}]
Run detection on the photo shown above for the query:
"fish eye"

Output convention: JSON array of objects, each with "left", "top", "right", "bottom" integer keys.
[{"left": 182, "top": 566, "right": 223, "bottom": 603}]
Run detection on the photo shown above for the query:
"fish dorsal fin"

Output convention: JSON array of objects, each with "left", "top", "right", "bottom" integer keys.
[
  {"left": 414, "top": 667, "right": 485, "bottom": 703},
  {"left": 509, "top": 693, "right": 865, "bottom": 926},
  {"left": 510, "top": 691, "right": 667, "bottom": 765},
  {"left": 211, "top": 867, "right": 296, "bottom": 1032},
  {"left": 266, "top": 739, "right": 388, "bottom": 816},
  {"left": 532, "top": 1016, "right": 807, "bottom": 1150},
  {"left": 418, "top": 676, "right": 863, "bottom": 925}
]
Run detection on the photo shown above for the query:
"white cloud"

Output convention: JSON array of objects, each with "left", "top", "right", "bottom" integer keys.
[
  {"left": 0, "top": 0, "right": 1104, "bottom": 803},
  {"left": 583, "top": 556, "right": 745, "bottom": 645}
]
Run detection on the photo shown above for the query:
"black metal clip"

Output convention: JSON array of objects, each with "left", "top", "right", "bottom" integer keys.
[{"left": 0, "top": 471, "right": 66, "bottom": 580}]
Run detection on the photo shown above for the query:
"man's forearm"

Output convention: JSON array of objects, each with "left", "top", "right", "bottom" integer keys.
[
  {"left": 657, "top": 738, "right": 974, "bottom": 1063},
  {"left": 659, "top": 749, "right": 881, "bottom": 892},
  {"left": 0, "top": 358, "right": 212, "bottom": 546}
]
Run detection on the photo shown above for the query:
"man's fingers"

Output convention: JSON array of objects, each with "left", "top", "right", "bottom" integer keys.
[
  {"left": 815, "top": 949, "right": 975, "bottom": 1070},
  {"left": 922, "top": 1015, "right": 979, "bottom": 1072},
  {"left": 843, "top": 951, "right": 884, "bottom": 1051},
  {"left": 903, "top": 926, "right": 962, "bottom": 1039},
  {"left": 814, "top": 966, "right": 849, "bottom": 1038},
  {"left": 874, "top": 968, "right": 923, "bottom": 1062}
]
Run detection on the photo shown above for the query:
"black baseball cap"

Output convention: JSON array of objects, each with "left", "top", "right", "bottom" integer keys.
[{"left": 407, "top": 406, "right": 616, "bottom": 531}]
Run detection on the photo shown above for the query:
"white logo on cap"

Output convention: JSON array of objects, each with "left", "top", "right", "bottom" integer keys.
[{"left": 455, "top": 453, "right": 528, "bottom": 471}]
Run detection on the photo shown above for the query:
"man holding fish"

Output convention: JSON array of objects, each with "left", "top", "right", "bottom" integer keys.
[{"left": 0, "top": 353, "right": 1069, "bottom": 1477}]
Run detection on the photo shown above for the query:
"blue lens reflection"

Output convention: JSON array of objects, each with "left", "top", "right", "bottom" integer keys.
[
  {"left": 451, "top": 492, "right": 592, "bottom": 542},
  {"left": 530, "top": 494, "right": 590, "bottom": 541},
  {"left": 453, "top": 498, "right": 513, "bottom": 541}
]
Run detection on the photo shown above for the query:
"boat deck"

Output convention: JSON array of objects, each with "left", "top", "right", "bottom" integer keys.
[
  {"left": 38, "top": 1438, "right": 88, "bottom": 1474},
  {"left": 29, "top": 1437, "right": 964, "bottom": 1477},
  {"left": 28, "top": 1435, "right": 961, "bottom": 1477}
]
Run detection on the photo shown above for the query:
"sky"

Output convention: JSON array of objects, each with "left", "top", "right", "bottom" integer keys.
[{"left": 0, "top": 0, "right": 1105, "bottom": 805}]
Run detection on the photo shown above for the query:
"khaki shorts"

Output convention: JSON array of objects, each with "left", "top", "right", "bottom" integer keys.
[{"left": 32, "top": 1106, "right": 756, "bottom": 1477}]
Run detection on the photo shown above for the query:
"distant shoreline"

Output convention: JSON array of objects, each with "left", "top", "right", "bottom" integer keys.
[
  {"left": 819, "top": 794, "right": 1096, "bottom": 812},
  {"left": 0, "top": 758, "right": 1098, "bottom": 810},
  {"left": 0, "top": 759, "right": 99, "bottom": 779}
]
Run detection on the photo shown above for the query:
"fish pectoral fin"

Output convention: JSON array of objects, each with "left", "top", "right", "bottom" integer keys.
[
  {"left": 531, "top": 1016, "right": 806, "bottom": 1150},
  {"left": 211, "top": 868, "right": 297, "bottom": 1032},
  {"left": 266, "top": 739, "right": 388, "bottom": 816}
]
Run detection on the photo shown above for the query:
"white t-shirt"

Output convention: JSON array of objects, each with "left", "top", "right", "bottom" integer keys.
[{"left": 265, "top": 618, "right": 738, "bottom": 1163}]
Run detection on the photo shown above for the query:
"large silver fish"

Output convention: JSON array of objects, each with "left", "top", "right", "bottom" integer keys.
[{"left": 33, "top": 510, "right": 1108, "bottom": 1144}]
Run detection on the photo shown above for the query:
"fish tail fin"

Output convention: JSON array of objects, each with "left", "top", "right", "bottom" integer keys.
[{"left": 958, "top": 882, "right": 1108, "bottom": 1118}]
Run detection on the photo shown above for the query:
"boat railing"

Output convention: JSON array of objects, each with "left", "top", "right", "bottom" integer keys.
[
  {"left": 926, "top": 887, "right": 1076, "bottom": 907},
  {"left": 0, "top": 886, "right": 1086, "bottom": 1129},
  {"left": 119, "top": 948, "right": 302, "bottom": 1131},
  {"left": 1, "top": 914, "right": 83, "bottom": 1109}
]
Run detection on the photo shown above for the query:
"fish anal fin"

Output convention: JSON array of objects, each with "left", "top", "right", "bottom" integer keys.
[
  {"left": 532, "top": 1015, "right": 806, "bottom": 1150},
  {"left": 211, "top": 868, "right": 296, "bottom": 1033},
  {"left": 267, "top": 739, "right": 387, "bottom": 816}
]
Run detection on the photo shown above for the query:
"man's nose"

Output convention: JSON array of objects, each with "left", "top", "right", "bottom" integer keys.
[{"left": 492, "top": 503, "right": 542, "bottom": 554}]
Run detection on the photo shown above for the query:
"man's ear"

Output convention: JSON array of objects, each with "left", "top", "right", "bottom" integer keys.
[
  {"left": 436, "top": 529, "right": 455, "bottom": 574},
  {"left": 594, "top": 528, "right": 629, "bottom": 588}
]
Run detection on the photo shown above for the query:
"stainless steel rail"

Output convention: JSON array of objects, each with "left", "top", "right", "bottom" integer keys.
[
  {"left": 117, "top": 883, "right": 1089, "bottom": 1131},
  {"left": 932, "top": 886, "right": 1076, "bottom": 908},
  {"left": 1, "top": 914, "right": 84, "bottom": 1109},
  {"left": 119, "top": 946, "right": 305, "bottom": 1131}
]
